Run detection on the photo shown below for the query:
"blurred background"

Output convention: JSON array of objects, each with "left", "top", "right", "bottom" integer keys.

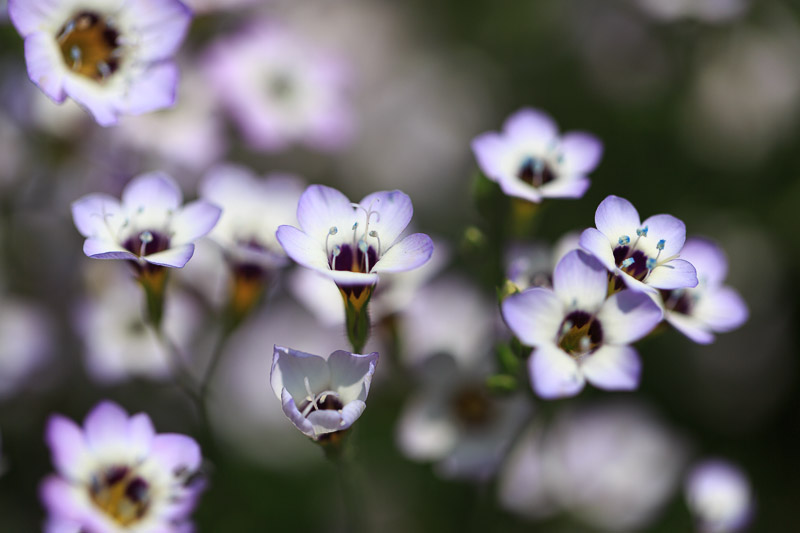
[{"left": 0, "top": 0, "right": 798, "bottom": 530}]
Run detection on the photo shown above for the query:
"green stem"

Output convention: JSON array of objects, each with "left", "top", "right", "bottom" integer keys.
[{"left": 345, "top": 299, "right": 371, "bottom": 353}]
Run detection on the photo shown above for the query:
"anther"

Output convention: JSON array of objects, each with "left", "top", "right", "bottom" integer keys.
[
  {"left": 656, "top": 239, "right": 665, "bottom": 251},
  {"left": 579, "top": 336, "right": 591, "bottom": 353},
  {"left": 618, "top": 235, "right": 630, "bottom": 246},
  {"left": 329, "top": 227, "right": 338, "bottom": 235},
  {"left": 646, "top": 257, "right": 657, "bottom": 270},
  {"left": 636, "top": 226, "right": 649, "bottom": 237},
  {"left": 369, "top": 230, "right": 381, "bottom": 257},
  {"left": 621, "top": 257, "right": 634, "bottom": 269}
]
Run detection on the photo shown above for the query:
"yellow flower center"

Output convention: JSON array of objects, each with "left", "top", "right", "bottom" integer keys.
[{"left": 57, "top": 12, "right": 123, "bottom": 81}]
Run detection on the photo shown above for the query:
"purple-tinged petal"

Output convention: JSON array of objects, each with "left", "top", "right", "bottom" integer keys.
[
  {"left": 123, "top": 62, "right": 179, "bottom": 115},
  {"left": 539, "top": 176, "right": 590, "bottom": 199},
  {"left": 358, "top": 190, "right": 413, "bottom": 247},
  {"left": 646, "top": 258, "right": 698, "bottom": 290},
  {"left": 597, "top": 290, "right": 663, "bottom": 345},
  {"left": 686, "top": 460, "right": 753, "bottom": 533},
  {"left": 339, "top": 401, "right": 367, "bottom": 431},
  {"left": 128, "top": 413, "right": 155, "bottom": 459},
  {"left": 528, "top": 344, "right": 584, "bottom": 399},
  {"left": 582, "top": 344, "right": 641, "bottom": 391},
  {"left": 44, "top": 516, "right": 83, "bottom": 533},
  {"left": 306, "top": 407, "right": 349, "bottom": 436},
  {"left": 150, "top": 434, "right": 201, "bottom": 472},
  {"left": 145, "top": 243, "right": 194, "bottom": 268},
  {"left": 372, "top": 233, "right": 433, "bottom": 274},
  {"left": 271, "top": 345, "right": 330, "bottom": 404},
  {"left": 171, "top": 201, "right": 221, "bottom": 245},
  {"left": 560, "top": 132, "right": 603, "bottom": 175},
  {"left": 471, "top": 131, "right": 509, "bottom": 179},
  {"left": 281, "top": 387, "right": 315, "bottom": 437},
  {"left": 83, "top": 401, "right": 129, "bottom": 452},
  {"left": 46, "top": 415, "right": 90, "bottom": 481},
  {"left": 396, "top": 392, "right": 458, "bottom": 461},
  {"left": 666, "top": 312, "right": 715, "bottom": 344},
  {"left": 83, "top": 239, "right": 138, "bottom": 261},
  {"left": 327, "top": 269, "right": 379, "bottom": 287},
  {"left": 619, "top": 270, "right": 659, "bottom": 295},
  {"left": 61, "top": 76, "right": 118, "bottom": 126},
  {"left": 296, "top": 185, "right": 354, "bottom": 244},
  {"left": 641, "top": 214, "right": 686, "bottom": 258},
  {"left": 9, "top": 0, "right": 62, "bottom": 35},
  {"left": 693, "top": 287, "right": 748, "bottom": 332},
  {"left": 71, "top": 194, "right": 121, "bottom": 238},
  {"left": 594, "top": 195, "right": 641, "bottom": 241},
  {"left": 40, "top": 475, "right": 84, "bottom": 522},
  {"left": 124, "top": 0, "right": 193, "bottom": 62},
  {"left": 23, "top": 33, "right": 67, "bottom": 103},
  {"left": 502, "top": 288, "right": 563, "bottom": 347},
  {"left": 329, "top": 350, "right": 378, "bottom": 403},
  {"left": 503, "top": 108, "right": 558, "bottom": 145},
  {"left": 553, "top": 250, "right": 608, "bottom": 312},
  {"left": 497, "top": 177, "right": 543, "bottom": 203},
  {"left": 275, "top": 225, "right": 329, "bottom": 272},
  {"left": 680, "top": 238, "right": 729, "bottom": 287},
  {"left": 122, "top": 172, "right": 183, "bottom": 211},
  {"left": 579, "top": 227, "right": 617, "bottom": 272}
]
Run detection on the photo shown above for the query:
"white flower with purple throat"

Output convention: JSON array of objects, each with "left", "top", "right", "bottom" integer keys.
[
  {"left": 9, "top": 0, "right": 192, "bottom": 126},
  {"left": 471, "top": 107, "right": 603, "bottom": 203},
  {"left": 40, "top": 401, "right": 204, "bottom": 533},
  {"left": 660, "top": 237, "right": 748, "bottom": 344},
  {"left": 502, "top": 250, "right": 663, "bottom": 399},
  {"left": 580, "top": 195, "right": 699, "bottom": 294},
  {"left": 271, "top": 345, "right": 378, "bottom": 443}
]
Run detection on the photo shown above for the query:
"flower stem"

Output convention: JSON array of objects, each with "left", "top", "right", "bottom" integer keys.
[{"left": 322, "top": 436, "right": 366, "bottom": 533}]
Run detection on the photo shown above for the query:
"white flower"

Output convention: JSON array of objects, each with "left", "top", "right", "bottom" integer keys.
[
  {"left": 0, "top": 299, "right": 52, "bottom": 399},
  {"left": 686, "top": 459, "right": 753, "bottom": 533}
]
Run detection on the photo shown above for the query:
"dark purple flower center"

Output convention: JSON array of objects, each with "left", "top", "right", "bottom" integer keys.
[
  {"left": 517, "top": 156, "right": 556, "bottom": 188},
  {"left": 329, "top": 242, "right": 379, "bottom": 300},
  {"left": 660, "top": 289, "right": 694, "bottom": 315},
  {"left": 298, "top": 394, "right": 344, "bottom": 415},
  {"left": 451, "top": 385, "right": 494, "bottom": 428},
  {"left": 57, "top": 11, "right": 122, "bottom": 81},
  {"left": 122, "top": 230, "right": 171, "bottom": 257},
  {"left": 558, "top": 310, "right": 603, "bottom": 356},
  {"left": 613, "top": 246, "right": 650, "bottom": 281},
  {"left": 88, "top": 465, "right": 150, "bottom": 525}
]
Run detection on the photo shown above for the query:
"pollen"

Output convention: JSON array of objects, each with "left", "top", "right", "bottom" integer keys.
[
  {"left": 88, "top": 465, "right": 150, "bottom": 526},
  {"left": 57, "top": 12, "right": 123, "bottom": 81}
]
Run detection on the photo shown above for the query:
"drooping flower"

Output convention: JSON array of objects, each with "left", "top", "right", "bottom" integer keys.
[
  {"left": 685, "top": 459, "right": 754, "bottom": 532},
  {"left": 660, "top": 237, "right": 748, "bottom": 344},
  {"left": 471, "top": 107, "right": 603, "bottom": 203},
  {"left": 203, "top": 23, "right": 354, "bottom": 152},
  {"left": 579, "top": 195, "right": 698, "bottom": 294},
  {"left": 72, "top": 172, "right": 221, "bottom": 271},
  {"left": 41, "top": 401, "right": 204, "bottom": 532},
  {"left": 502, "top": 250, "right": 663, "bottom": 399},
  {"left": 270, "top": 345, "right": 378, "bottom": 442},
  {"left": 9, "top": 0, "right": 192, "bottom": 126}
]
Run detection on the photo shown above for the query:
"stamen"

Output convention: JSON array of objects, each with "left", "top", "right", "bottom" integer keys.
[
  {"left": 138, "top": 231, "right": 153, "bottom": 257},
  {"left": 646, "top": 257, "right": 657, "bottom": 270},
  {"left": 70, "top": 46, "right": 82, "bottom": 71},
  {"left": 331, "top": 244, "right": 341, "bottom": 270},
  {"left": 369, "top": 230, "right": 381, "bottom": 257},
  {"left": 656, "top": 239, "right": 665, "bottom": 250},
  {"left": 579, "top": 336, "right": 591, "bottom": 353},
  {"left": 358, "top": 239, "right": 370, "bottom": 272},
  {"left": 621, "top": 257, "right": 634, "bottom": 269},
  {"left": 636, "top": 226, "right": 649, "bottom": 237},
  {"left": 325, "top": 226, "right": 338, "bottom": 257},
  {"left": 618, "top": 235, "right": 630, "bottom": 246}
]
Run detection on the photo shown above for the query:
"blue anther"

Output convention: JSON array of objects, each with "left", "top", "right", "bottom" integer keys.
[
  {"left": 618, "top": 235, "right": 630, "bottom": 246},
  {"left": 332, "top": 245, "right": 341, "bottom": 256},
  {"left": 352, "top": 222, "right": 358, "bottom": 230},
  {"left": 329, "top": 226, "right": 338, "bottom": 235},
  {"left": 646, "top": 257, "right": 657, "bottom": 270},
  {"left": 636, "top": 226, "right": 649, "bottom": 237},
  {"left": 358, "top": 239, "right": 368, "bottom": 253},
  {"left": 621, "top": 257, "right": 635, "bottom": 268},
  {"left": 656, "top": 239, "right": 665, "bottom": 250}
]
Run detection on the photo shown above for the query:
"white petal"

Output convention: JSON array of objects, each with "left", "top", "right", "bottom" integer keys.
[
  {"left": 553, "top": 250, "right": 608, "bottom": 312},
  {"left": 123, "top": 0, "right": 192, "bottom": 61},
  {"left": 528, "top": 344, "right": 584, "bottom": 399},
  {"left": 646, "top": 259, "right": 698, "bottom": 290},
  {"left": 358, "top": 190, "right": 413, "bottom": 248},
  {"left": 560, "top": 131, "right": 603, "bottom": 175},
  {"left": 271, "top": 345, "right": 330, "bottom": 403},
  {"left": 9, "top": 0, "right": 65, "bottom": 35},
  {"left": 640, "top": 214, "right": 686, "bottom": 258},
  {"left": 71, "top": 193, "right": 121, "bottom": 238},
  {"left": 471, "top": 131, "right": 510, "bottom": 180},
  {"left": 171, "top": 200, "right": 222, "bottom": 245},
  {"left": 280, "top": 388, "right": 315, "bottom": 438},
  {"left": 502, "top": 288, "right": 563, "bottom": 347},
  {"left": 503, "top": 108, "right": 558, "bottom": 148},
  {"left": 581, "top": 344, "right": 641, "bottom": 391},
  {"left": 23, "top": 33, "right": 67, "bottom": 103},
  {"left": 579, "top": 227, "right": 617, "bottom": 272},
  {"left": 680, "top": 238, "right": 729, "bottom": 287},
  {"left": 122, "top": 172, "right": 182, "bottom": 211},
  {"left": 145, "top": 244, "right": 194, "bottom": 268},
  {"left": 396, "top": 391, "right": 458, "bottom": 461},
  {"left": 597, "top": 290, "right": 663, "bottom": 345},
  {"left": 539, "top": 176, "right": 590, "bottom": 199},
  {"left": 83, "top": 238, "right": 137, "bottom": 260},
  {"left": 296, "top": 185, "right": 355, "bottom": 246},
  {"left": 329, "top": 350, "right": 379, "bottom": 404},
  {"left": 665, "top": 312, "right": 715, "bottom": 344},
  {"left": 372, "top": 233, "right": 433, "bottom": 274},
  {"left": 275, "top": 225, "right": 330, "bottom": 272},
  {"left": 594, "top": 195, "right": 641, "bottom": 242},
  {"left": 122, "top": 61, "right": 179, "bottom": 115},
  {"left": 693, "top": 286, "right": 748, "bottom": 333}
]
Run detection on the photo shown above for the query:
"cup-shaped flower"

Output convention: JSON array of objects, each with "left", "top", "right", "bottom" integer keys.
[
  {"left": 41, "top": 400, "right": 204, "bottom": 532},
  {"left": 685, "top": 459, "right": 753, "bottom": 533},
  {"left": 270, "top": 345, "right": 378, "bottom": 441},
  {"left": 580, "top": 195, "right": 699, "bottom": 294},
  {"left": 9, "top": 0, "right": 192, "bottom": 126},
  {"left": 502, "top": 250, "right": 663, "bottom": 399},
  {"left": 471, "top": 108, "right": 603, "bottom": 203},
  {"left": 660, "top": 238, "right": 748, "bottom": 344},
  {"left": 72, "top": 172, "right": 221, "bottom": 271}
]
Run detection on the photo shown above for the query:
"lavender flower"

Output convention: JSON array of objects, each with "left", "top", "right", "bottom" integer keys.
[
  {"left": 502, "top": 250, "right": 663, "bottom": 398},
  {"left": 41, "top": 401, "right": 204, "bottom": 532},
  {"left": 9, "top": 0, "right": 192, "bottom": 126},
  {"left": 580, "top": 195, "right": 698, "bottom": 294},
  {"left": 471, "top": 107, "right": 603, "bottom": 203},
  {"left": 686, "top": 459, "right": 754, "bottom": 532}
]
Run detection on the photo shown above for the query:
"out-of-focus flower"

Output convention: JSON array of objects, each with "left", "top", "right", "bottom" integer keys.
[
  {"left": 396, "top": 353, "right": 529, "bottom": 481},
  {"left": 182, "top": 0, "right": 257, "bottom": 14},
  {"left": 580, "top": 195, "right": 698, "bottom": 294},
  {"left": 76, "top": 265, "right": 200, "bottom": 384},
  {"left": 0, "top": 299, "right": 52, "bottom": 399},
  {"left": 505, "top": 231, "right": 580, "bottom": 291},
  {"left": 41, "top": 401, "right": 204, "bottom": 532},
  {"left": 635, "top": 0, "right": 748, "bottom": 23},
  {"left": 502, "top": 250, "right": 662, "bottom": 398},
  {"left": 686, "top": 459, "right": 754, "bottom": 532},
  {"left": 0, "top": 114, "right": 25, "bottom": 187},
  {"left": 471, "top": 108, "right": 603, "bottom": 203},
  {"left": 500, "top": 402, "right": 687, "bottom": 531},
  {"left": 71, "top": 172, "right": 221, "bottom": 271},
  {"left": 203, "top": 23, "right": 354, "bottom": 152},
  {"left": 9, "top": 0, "right": 192, "bottom": 126},
  {"left": 277, "top": 185, "right": 433, "bottom": 310},
  {"left": 661, "top": 238, "right": 748, "bottom": 344},
  {"left": 270, "top": 345, "right": 378, "bottom": 441}
]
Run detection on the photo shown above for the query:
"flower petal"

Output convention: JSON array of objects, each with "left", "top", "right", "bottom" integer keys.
[
  {"left": 641, "top": 214, "right": 686, "bottom": 258},
  {"left": 40, "top": 475, "right": 84, "bottom": 523},
  {"left": 680, "top": 238, "right": 729, "bottom": 287},
  {"left": 271, "top": 345, "right": 331, "bottom": 403},
  {"left": 122, "top": 172, "right": 183, "bottom": 211},
  {"left": 83, "top": 400, "right": 129, "bottom": 453},
  {"left": 553, "top": 250, "right": 608, "bottom": 312},
  {"left": 122, "top": 61, "right": 179, "bottom": 115},
  {"left": 171, "top": 200, "right": 222, "bottom": 245},
  {"left": 539, "top": 177, "right": 590, "bottom": 199},
  {"left": 597, "top": 290, "right": 663, "bottom": 345},
  {"left": 396, "top": 392, "right": 458, "bottom": 461},
  {"left": 528, "top": 343, "right": 584, "bottom": 399},
  {"left": 150, "top": 433, "right": 201, "bottom": 472},
  {"left": 275, "top": 225, "right": 329, "bottom": 272},
  {"left": 471, "top": 131, "right": 509, "bottom": 179},
  {"left": 646, "top": 258, "right": 698, "bottom": 290},
  {"left": 9, "top": 0, "right": 63, "bottom": 35},
  {"left": 306, "top": 407, "right": 347, "bottom": 436},
  {"left": 503, "top": 108, "right": 558, "bottom": 147},
  {"left": 61, "top": 75, "right": 118, "bottom": 126},
  {"left": 693, "top": 287, "right": 749, "bottom": 332},
  {"left": 296, "top": 185, "right": 355, "bottom": 245},
  {"left": 329, "top": 350, "right": 379, "bottom": 404},
  {"left": 124, "top": 0, "right": 193, "bottom": 62},
  {"left": 560, "top": 131, "right": 603, "bottom": 175},
  {"left": 372, "top": 233, "right": 433, "bottom": 274},
  {"left": 281, "top": 388, "right": 315, "bottom": 438},
  {"left": 594, "top": 195, "right": 641, "bottom": 242},
  {"left": 581, "top": 344, "right": 641, "bottom": 391},
  {"left": 666, "top": 312, "right": 715, "bottom": 344},
  {"left": 358, "top": 190, "right": 413, "bottom": 247},
  {"left": 502, "top": 288, "right": 563, "bottom": 347},
  {"left": 579, "top": 227, "right": 617, "bottom": 272},
  {"left": 497, "top": 177, "right": 543, "bottom": 203},
  {"left": 127, "top": 413, "right": 155, "bottom": 460},
  {"left": 23, "top": 33, "right": 67, "bottom": 103},
  {"left": 46, "top": 415, "right": 90, "bottom": 481},
  {"left": 145, "top": 243, "right": 194, "bottom": 268},
  {"left": 71, "top": 194, "right": 122, "bottom": 238}
]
